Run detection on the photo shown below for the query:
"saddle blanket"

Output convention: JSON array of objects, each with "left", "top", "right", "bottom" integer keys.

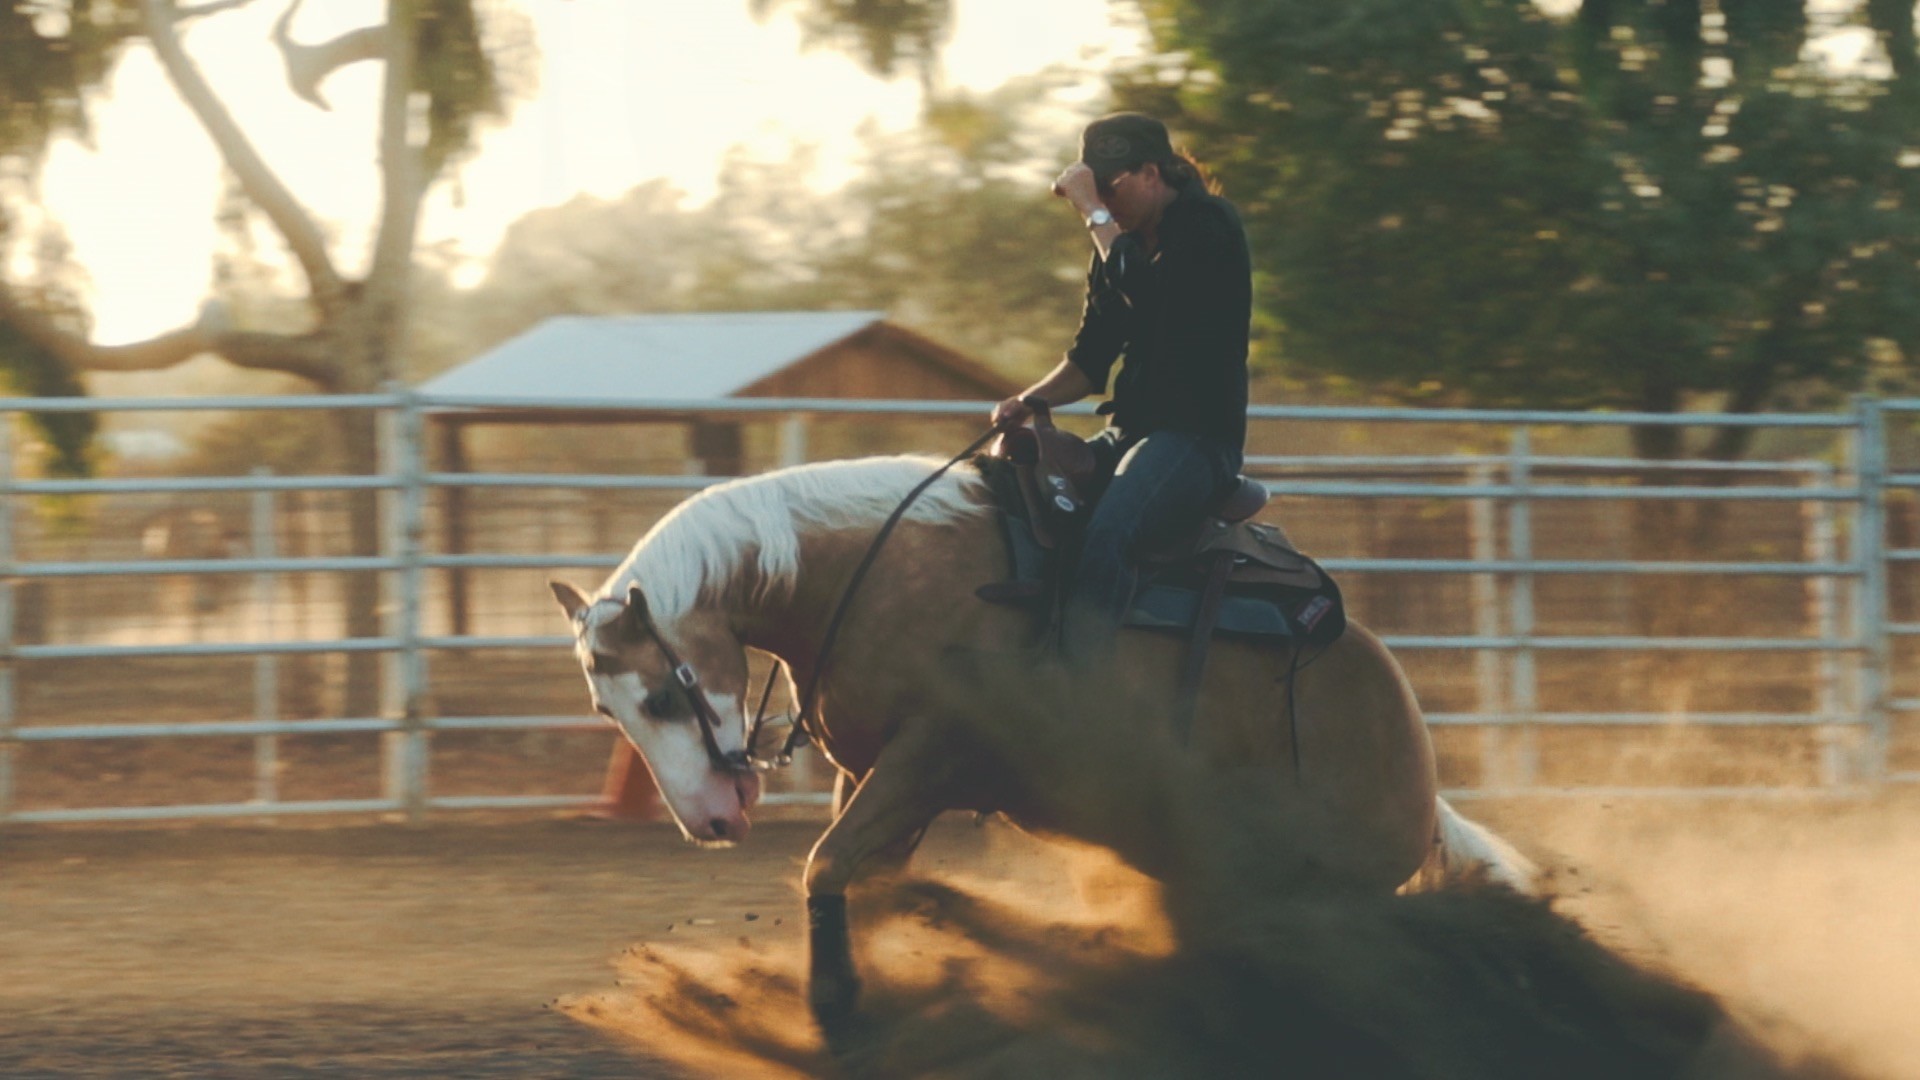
[{"left": 970, "top": 457, "right": 1346, "bottom": 648}]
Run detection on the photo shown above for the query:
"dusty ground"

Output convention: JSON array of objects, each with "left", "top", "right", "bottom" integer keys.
[
  {"left": 5, "top": 795, "right": 1918, "bottom": 1078},
  {"left": 0, "top": 814, "right": 839, "bottom": 1079}
]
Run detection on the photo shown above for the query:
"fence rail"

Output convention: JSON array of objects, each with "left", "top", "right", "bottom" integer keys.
[{"left": 3, "top": 392, "right": 1916, "bottom": 825}]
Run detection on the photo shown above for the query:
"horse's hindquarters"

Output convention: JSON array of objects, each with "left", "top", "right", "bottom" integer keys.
[{"left": 1218, "top": 625, "right": 1439, "bottom": 889}]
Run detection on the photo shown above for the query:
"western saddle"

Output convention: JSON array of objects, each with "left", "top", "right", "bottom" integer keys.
[{"left": 977, "top": 405, "right": 1343, "bottom": 743}]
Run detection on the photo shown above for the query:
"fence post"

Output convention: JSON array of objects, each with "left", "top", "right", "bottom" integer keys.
[
  {"left": 0, "top": 413, "right": 14, "bottom": 824},
  {"left": 779, "top": 413, "right": 809, "bottom": 469},
  {"left": 777, "top": 411, "right": 817, "bottom": 795},
  {"left": 1853, "top": 397, "right": 1890, "bottom": 786},
  {"left": 251, "top": 467, "right": 280, "bottom": 807},
  {"left": 1804, "top": 463, "right": 1845, "bottom": 787},
  {"left": 380, "top": 392, "right": 430, "bottom": 821},
  {"left": 1469, "top": 462, "right": 1508, "bottom": 786},
  {"left": 1506, "top": 427, "right": 1539, "bottom": 788}
]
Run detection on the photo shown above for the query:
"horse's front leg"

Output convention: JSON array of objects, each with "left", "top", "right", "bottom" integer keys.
[{"left": 804, "top": 717, "right": 964, "bottom": 1033}]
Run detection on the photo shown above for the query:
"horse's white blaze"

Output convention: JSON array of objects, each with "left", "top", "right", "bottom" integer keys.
[{"left": 596, "top": 672, "right": 754, "bottom": 844}]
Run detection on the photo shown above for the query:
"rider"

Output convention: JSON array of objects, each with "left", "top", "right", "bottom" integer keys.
[{"left": 991, "top": 112, "right": 1254, "bottom": 670}]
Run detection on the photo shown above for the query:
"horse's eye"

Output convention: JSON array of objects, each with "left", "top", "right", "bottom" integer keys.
[{"left": 642, "top": 687, "right": 679, "bottom": 719}]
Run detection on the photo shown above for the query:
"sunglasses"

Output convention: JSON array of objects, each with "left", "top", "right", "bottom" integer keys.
[{"left": 1095, "top": 168, "right": 1137, "bottom": 199}]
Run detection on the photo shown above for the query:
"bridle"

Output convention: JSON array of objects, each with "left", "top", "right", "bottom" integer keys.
[
  {"left": 604, "top": 421, "right": 1010, "bottom": 777},
  {"left": 622, "top": 597, "right": 759, "bottom": 775}
]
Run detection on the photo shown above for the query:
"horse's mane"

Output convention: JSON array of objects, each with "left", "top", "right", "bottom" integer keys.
[{"left": 607, "top": 455, "right": 990, "bottom": 621}]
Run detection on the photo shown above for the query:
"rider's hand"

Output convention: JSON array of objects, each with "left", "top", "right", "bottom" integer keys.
[
  {"left": 1051, "top": 162, "right": 1102, "bottom": 212},
  {"left": 991, "top": 395, "right": 1036, "bottom": 429}
]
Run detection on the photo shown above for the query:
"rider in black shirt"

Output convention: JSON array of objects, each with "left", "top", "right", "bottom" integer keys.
[{"left": 992, "top": 113, "right": 1253, "bottom": 668}]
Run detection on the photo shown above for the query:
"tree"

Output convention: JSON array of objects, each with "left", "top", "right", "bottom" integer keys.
[
  {"left": 750, "top": 0, "right": 952, "bottom": 91},
  {"left": 0, "top": 0, "right": 533, "bottom": 716},
  {"left": 427, "top": 76, "right": 1089, "bottom": 387},
  {"left": 0, "top": 1, "right": 149, "bottom": 477},
  {"left": 1119, "top": 0, "right": 1920, "bottom": 461},
  {"left": 817, "top": 78, "right": 1091, "bottom": 374}
]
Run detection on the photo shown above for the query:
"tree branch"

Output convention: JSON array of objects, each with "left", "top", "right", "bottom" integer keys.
[
  {"left": 213, "top": 328, "right": 338, "bottom": 385},
  {"left": 176, "top": 0, "right": 259, "bottom": 19},
  {"left": 143, "top": 0, "right": 347, "bottom": 308},
  {"left": 0, "top": 284, "right": 336, "bottom": 385},
  {"left": 368, "top": 0, "right": 427, "bottom": 298},
  {"left": 273, "top": 0, "right": 389, "bottom": 111}
]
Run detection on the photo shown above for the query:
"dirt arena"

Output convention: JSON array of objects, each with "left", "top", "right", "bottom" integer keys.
[
  {"left": 0, "top": 814, "right": 831, "bottom": 1079},
  {"left": 4, "top": 794, "right": 1917, "bottom": 1078}
]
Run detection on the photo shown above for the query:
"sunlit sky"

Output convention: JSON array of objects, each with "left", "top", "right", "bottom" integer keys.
[{"left": 41, "top": 0, "right": 1143, "bottom": 344}]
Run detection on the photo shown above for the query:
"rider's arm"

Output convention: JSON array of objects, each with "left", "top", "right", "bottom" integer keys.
[
  {"left": 1019, "top": 360, "right": 1096, "bottom": 411},
  {"left": 992, "top": 359, "right": 1096, "bottom": 428}
]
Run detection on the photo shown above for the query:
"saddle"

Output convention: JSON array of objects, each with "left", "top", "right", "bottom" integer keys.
[{"left": 977, "top": 407, "right": 1345, "bottom": 742}]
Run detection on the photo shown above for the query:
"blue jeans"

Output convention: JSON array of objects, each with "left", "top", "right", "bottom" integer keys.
[{"left": 1061, "top": 429, "right": 1239, "bottom": 668}]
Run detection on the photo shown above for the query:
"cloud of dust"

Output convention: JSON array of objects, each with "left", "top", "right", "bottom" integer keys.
[
  {"left": 1498, "top": 793, "right": 1920, "bottom": 1080},
  {"left": 561, "top": 660, "right": 1877, "bottom": 1079}
]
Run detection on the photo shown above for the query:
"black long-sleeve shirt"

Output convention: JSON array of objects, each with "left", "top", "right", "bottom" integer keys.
[{"left": 1065, "top": 185, "right": 1252, "bottom": 455}]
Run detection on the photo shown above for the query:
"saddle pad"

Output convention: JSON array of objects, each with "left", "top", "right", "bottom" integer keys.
[
  {"left": 972, "top": 457, "right": 1347, "bottom": 649},
  {"left": 1126, "top": 560, "right": 1345, "bottom": 647}
]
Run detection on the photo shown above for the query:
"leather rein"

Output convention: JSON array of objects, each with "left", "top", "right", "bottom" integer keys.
[{"left": 625, "top": 424, "right": 1008, "bottom": 776}]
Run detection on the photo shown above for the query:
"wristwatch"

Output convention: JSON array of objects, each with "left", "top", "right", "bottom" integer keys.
[{"left": 1085, "top": 207, "right": 1114, "bottom": 229}]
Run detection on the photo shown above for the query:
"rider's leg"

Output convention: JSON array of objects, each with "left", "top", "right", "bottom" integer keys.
[{"left": 1062, "top": 430, "right": 1229, "bottom": 669}]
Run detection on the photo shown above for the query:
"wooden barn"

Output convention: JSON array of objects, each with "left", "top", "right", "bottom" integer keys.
[
  {"left": 417, "top": 309, "right": 1016, "bottom": 474},
  {"left": 416, "top": 310, "right": 1019, "bottom": 634}
]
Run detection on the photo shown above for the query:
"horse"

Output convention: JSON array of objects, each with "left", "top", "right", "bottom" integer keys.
[{"left": 548, "top": 454, "right": 1534, "bottom": 1030}]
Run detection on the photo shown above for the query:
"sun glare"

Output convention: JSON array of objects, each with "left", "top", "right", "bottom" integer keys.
[{"left": 37, "top": 0, "right": 1138, "bottom": 345}]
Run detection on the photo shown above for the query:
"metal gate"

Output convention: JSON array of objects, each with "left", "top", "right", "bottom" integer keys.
[{"left": 1, "top": 392, "right": 1913, "bottom": 825}]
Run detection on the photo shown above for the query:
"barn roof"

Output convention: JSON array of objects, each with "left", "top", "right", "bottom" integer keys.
[{"left": 416, "top": 310, "right": 1007, "bottom": 407}]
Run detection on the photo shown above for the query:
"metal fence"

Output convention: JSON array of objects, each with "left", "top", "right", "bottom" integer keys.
[{"left": 2, "top": 392, "right": 1916, "bottom": 826}]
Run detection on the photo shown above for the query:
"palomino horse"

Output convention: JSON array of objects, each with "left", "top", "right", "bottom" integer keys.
[{"left": 549, "top": 455, "right": 1532, "bottom": 1029}]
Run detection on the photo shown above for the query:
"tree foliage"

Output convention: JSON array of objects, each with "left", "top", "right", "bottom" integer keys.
[
  {"left": 427, "top": 77, "right": 1088, "bottom": 384},
  {"left": 672, "top": 0, "right": 1920, "bottom": 459},
  {"left": 0, "top": 1, "right": 146, "bottom": 473},
  {"left": 0, "top": 2, "right": 140, "bottom": 160},
  {"left": 750, "top": 0, "right": 951, "bottom": 82},
  {"left": 1122, "top": 0, "right": 1920, "bottom": 457}
]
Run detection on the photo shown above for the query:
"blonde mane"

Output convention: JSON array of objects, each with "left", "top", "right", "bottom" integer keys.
[{"left": 605, "top": 455, "right": 990, "bottom": 621}]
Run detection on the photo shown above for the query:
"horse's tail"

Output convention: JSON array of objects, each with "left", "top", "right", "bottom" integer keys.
[{"left": 1403, "top": 796, "right": 1540, "bottom": 895}]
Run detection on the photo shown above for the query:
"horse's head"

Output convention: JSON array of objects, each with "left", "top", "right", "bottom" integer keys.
[{"left": 550, "top": 580, "right": 762, "bottom": 845}]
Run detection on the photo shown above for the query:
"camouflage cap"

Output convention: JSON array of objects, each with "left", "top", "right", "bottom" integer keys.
[{"left": 1078, "top": 112, "right": 1175, "bottom": 181}]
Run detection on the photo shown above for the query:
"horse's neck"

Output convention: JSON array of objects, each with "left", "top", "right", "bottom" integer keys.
[
  {"left": 728, "top": 525, "right": 873, "bottom": 672},
  {"left": 659, "top": 464, "right": 988, "bottom": 676}
]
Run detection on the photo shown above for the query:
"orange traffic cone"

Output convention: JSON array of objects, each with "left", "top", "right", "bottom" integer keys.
[{"left": 592, "top": 738, "right": 663, "bottom": 821}]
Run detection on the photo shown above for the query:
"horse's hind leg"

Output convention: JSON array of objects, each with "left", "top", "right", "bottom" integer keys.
[{"left": 803, "top": 717, "right": 967, "bottom": 1034}]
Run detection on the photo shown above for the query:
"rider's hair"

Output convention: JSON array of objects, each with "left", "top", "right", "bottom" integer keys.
[{"left": 1156, "top": 151, "right": 1221, "bottom": 195}]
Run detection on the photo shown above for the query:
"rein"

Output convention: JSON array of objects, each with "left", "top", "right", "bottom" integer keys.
[
  {"left": 625, "top": 424, "right": 1008, "bottom": 775},
  {"left": 772, "top": 424, "right": 1009, "bottom": 767}
]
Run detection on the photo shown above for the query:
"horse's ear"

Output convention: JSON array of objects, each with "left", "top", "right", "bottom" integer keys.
[
  {"left": 624, "top": 584, "right": 652, "bottom": 628},
  {"left": 549, "top": 580, "right": 590, "bottom": 620}
]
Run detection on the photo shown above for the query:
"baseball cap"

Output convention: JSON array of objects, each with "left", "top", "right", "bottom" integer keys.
[{"left": 1079, "top": 112, "right": 1175, "bottom": 181}]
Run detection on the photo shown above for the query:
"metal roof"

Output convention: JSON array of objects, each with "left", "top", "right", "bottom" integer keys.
[{"left": 416, "top": 310, "right": 889, "bottom": 405}]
